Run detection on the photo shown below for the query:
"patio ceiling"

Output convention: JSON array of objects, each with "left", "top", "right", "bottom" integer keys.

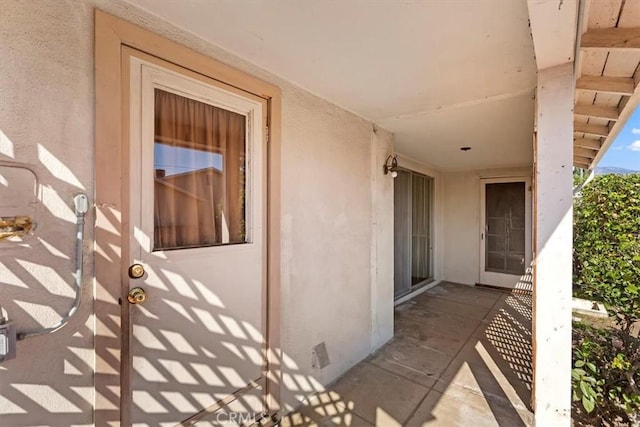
[
  {"left": 123, "top": 0, "right": 537, "bottom": 171},
  {"left": 574, "top": 0, "right": 640, "bottom": 170}
]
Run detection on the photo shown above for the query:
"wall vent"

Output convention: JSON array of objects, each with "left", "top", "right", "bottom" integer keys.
[{"left": 312, "top": 342, "right": 330, "bottom": 369}]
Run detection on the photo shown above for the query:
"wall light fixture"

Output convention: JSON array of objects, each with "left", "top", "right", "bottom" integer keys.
[{"left": 383, "top": 155, "right": 399, "bottom": 178}]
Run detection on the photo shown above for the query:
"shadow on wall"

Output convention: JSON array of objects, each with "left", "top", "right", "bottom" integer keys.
[
  {"left": 0, "top": 130, "right": 97, "bottom": 425},
  {"left": 0, "top": 128, "right": 370, "bottom": 426},
  {"left": 0, "top": 205, "right": 372, "bottom": 425}
]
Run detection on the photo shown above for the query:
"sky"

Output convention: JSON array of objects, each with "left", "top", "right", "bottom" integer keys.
[
  {"left": 598, "top": 105, "right": 640, "bottom": 171},
  {"left": 154, "top": 143, "right": 223, "bottom": 176}
]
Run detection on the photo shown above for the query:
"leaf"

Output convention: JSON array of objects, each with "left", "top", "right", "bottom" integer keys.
[
  {"left": 575, "top": 360, "right": 585, "bottom": 368},
  {"left": 580, "top": 380, "right": 594, "bottom": 398},
  {"left": 572, "top": 368, "right": 586, "bottom": 380},
  {"left": 625, "top": 402, "right": 632, "bottom": 414},
  {"left": 582, "top": 395, "right": 596, "bottom": 413}
]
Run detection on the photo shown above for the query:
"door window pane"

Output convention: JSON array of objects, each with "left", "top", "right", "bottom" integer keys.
[
  {"left": 485, "top": 182, "right": 525, "bottom": 275},
  {"left": 153, "top": 89, "right": 247, "bottom": 250}
]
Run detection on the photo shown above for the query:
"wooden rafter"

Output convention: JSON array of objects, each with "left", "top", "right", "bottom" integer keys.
[
  {"left": 581, "top": 27, "right": 640, "bottom": 50},
  {"left": 574, "top": 121, "right": 610, "bottom": 137},
  {"left": 574, "top": 161, "right": 591, "bottom": 170},
  {"left": 574, "top": 147, "right": 597, "bottom": 158},
  {"left": 575, "top": 76, "right": 635, "bottom": 95},
  {"left": 572, "top": 1, "right": 639, "bottom": 170},
  {"left": 574, "top": 154, "right": 594, "bottom": 164},
  {"left": 573, "top": 103, "right": 619, "bottom": 121},
  {"left": 574, "top": 138, "right": 602, "bottom": 150}
]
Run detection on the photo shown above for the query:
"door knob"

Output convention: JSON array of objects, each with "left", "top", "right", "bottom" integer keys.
[
  {"left": 127, "top": 287, "right": 146, "bottom": 305},
  {"left": 128, "top": 263, "right": 145, "bottom": 279}
]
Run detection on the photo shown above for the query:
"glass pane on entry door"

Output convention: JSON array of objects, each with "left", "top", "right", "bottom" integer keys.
[
  {"left": 154, "top": 89, "right": 247, "bottom": 251},
  {"left": 485, "top": 182, "right": 525, "bottom": 275}
]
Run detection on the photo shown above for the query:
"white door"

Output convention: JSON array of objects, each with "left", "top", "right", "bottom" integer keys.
[
  {"left": 126, "top": 54, "right": 267, "bottom": 425},
  {"left": 479, "top": 177, "right": 532, "bottom": 289}
]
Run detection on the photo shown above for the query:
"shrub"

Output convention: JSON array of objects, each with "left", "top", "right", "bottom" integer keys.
[
  {"left": 573, "top": 173, "right": 640, "bottom": 333},
  {"left": 573, "top": 173, "right": 640, "bottom": 424},
  {"left": 572, "top": 322, "right": 640, "bottom": 424}
]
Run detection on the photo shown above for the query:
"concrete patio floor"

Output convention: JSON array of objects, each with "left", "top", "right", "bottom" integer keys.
[{"left": 280, "top": 282, "right": 534, "bottom": 426}]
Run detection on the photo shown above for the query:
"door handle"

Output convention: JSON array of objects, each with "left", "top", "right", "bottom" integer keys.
[
  {"left": 127, "top": 287, "right": 146, "bottom": 305},
  {"left": 128, "top": 263, "right": 145, "bottom": 279}
]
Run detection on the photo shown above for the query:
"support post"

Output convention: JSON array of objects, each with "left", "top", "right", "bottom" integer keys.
[{"left": 533, "top": 62, "right": 574, "bottom": 426}]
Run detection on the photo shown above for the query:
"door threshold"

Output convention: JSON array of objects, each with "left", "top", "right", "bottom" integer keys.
[
  {"left": 475, "top": 282, "right": 532, "bottom": 295},
  {"left": 394, "top": 279, "right": 440, "bottom": 306}
]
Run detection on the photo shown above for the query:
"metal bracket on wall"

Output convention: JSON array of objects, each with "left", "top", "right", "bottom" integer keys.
[{"left": 16, "top": 194, "right": 89, "bottom": 341}]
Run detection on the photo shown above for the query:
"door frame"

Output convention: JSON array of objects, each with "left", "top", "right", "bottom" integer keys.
[
  {"left": 393, "top": 167, "right": 435, "bottom": 300},
  {"left": 94, "top": 10, "right": 281, "bottom": 425},
  {"left": 479, "top": 176, "right": 532, "bottom": 288}
]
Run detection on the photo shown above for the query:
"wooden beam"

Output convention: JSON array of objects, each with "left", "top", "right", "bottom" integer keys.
[
  {"left": 574, "top": 162, "right": 591, "bottom": 170},
  {"left": 581, "top": 27, "right": 640, "bottom": 50},
  {"left": 574, "top": 147, "right": 597, "bottom": 158},
  {"left": 574, "top": 138, "right": 602, "bottom": 150},
  {"left": 574, "top": 103, "right": 619, "bottom": 121},
  {"left": 574, "top": 154, "right": 594, "bottom": 164},
  {"left": 574, "top": 121, "right": 610, "bottom": 137},
  {"left": 573, "top": 160, "right": 591, "bottom": 169},
  {"left": 576, "top": 76, "right": 635, "bottom": 95}
]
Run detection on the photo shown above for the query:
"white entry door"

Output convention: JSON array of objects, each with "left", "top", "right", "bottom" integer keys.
[
  {"left": 126, "top": 54, "right": 267, "bottom": 425},
  {"left": 479, "top": 177, "right": 532, "bottom": 289}
]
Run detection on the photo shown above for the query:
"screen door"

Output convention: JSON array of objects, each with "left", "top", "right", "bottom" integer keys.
[{"left": 480, "top": 178, "right": 531, "bottom": 288}]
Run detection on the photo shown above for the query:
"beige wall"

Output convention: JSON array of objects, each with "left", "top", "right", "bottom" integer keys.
[
  {"left": 442, "top": 166, "right": 533, "bottom": 286},
  {"left": 0, "top": 0, "right": 394, "bottom": 422},
  {"left": 370, "top": 128, "right": 395, "bottom": 351}
]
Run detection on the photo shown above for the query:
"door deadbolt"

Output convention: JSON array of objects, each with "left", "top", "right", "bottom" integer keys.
[
  {"left": 127, "top": 287, "right": 146, "bottom": 304},
  {"left": 128, "top": 263, "right": 145, "bottom": 279}
]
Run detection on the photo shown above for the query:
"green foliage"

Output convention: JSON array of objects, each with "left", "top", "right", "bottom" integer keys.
[
  {"left": 573, "top": 173, "right": 640, "bottom": 332},
  {"left": 573, "top": 174, "right": 640, "bottom": 424},
  {"left": 572, "top": 336, "right": 604, "bottom": 414},
  {"left": 572, "top": 323, "right": 640, "bottom": 423}
]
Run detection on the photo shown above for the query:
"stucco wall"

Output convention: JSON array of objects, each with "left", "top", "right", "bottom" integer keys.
[
  {"left": 442, "top": 167, "right": 533, "bottom": 286},
  {"left": 0, "top": 0, "right": 394, "bottom": 423}
]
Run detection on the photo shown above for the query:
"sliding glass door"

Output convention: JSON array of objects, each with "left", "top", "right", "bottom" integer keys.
[{"left": 394, "top": 169, "right": 434, "bottom": 299}]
